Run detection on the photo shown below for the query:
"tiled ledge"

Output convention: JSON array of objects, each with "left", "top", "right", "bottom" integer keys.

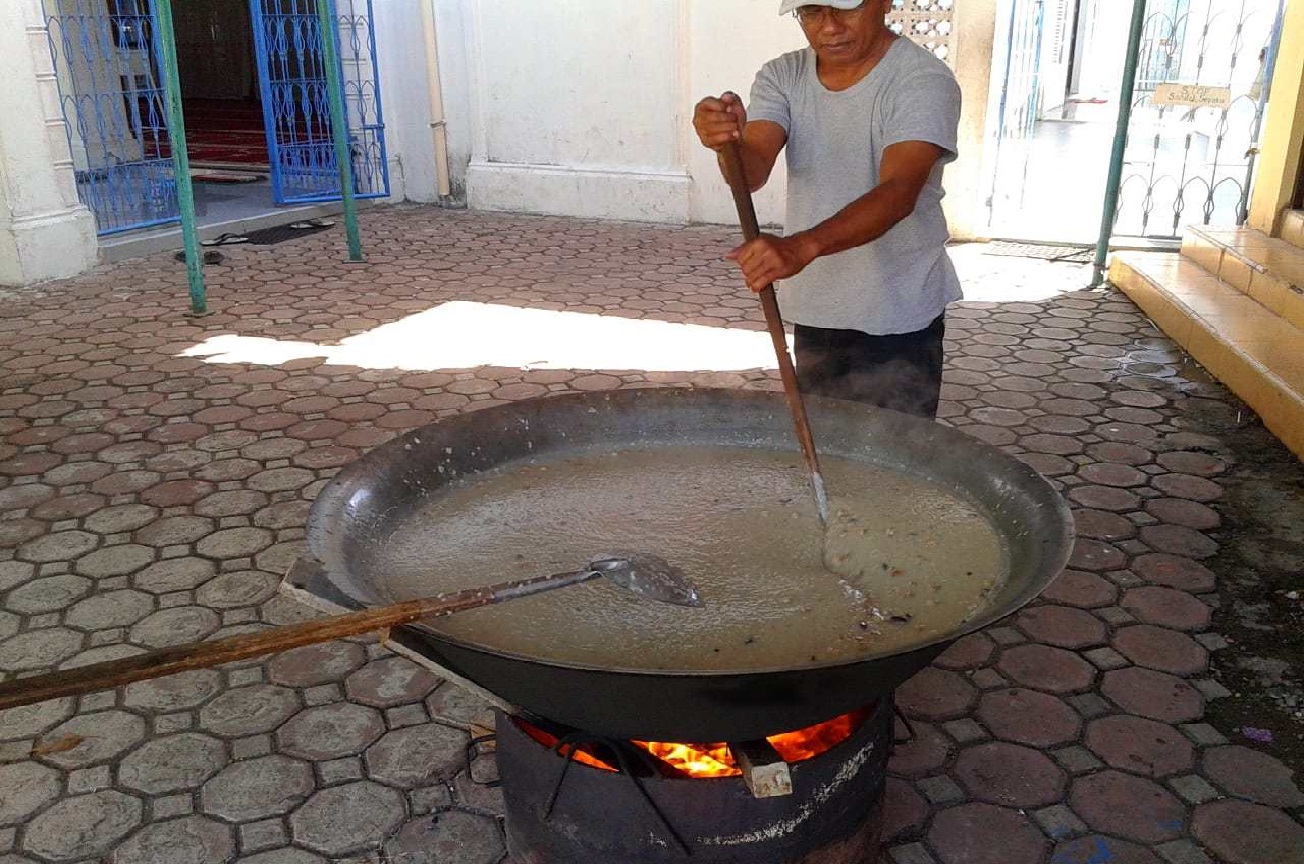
[
  {"left": 1180, "top": 224, "right": 1304, "bottom": 330},
  {"left": 1110, "top": 251, "right": 1304, "bottom": 459}
]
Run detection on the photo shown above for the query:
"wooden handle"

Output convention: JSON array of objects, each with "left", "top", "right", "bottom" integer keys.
[
  {"left": 0, "top": 568, "right": 599, "bottom": 713},
  {"left": 719, "top": 142, "right": 829, "bottom": 523}
]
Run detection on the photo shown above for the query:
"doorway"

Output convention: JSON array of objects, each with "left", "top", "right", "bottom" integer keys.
[
  {"left": 174, "top": 0, "right": 269, "bottom": 170},
  {"left": 984, "top": 0, "right": 1282, "bottom": 244},
  {"left": 43, "top": 0, "right": 390, "bottom": 237}
]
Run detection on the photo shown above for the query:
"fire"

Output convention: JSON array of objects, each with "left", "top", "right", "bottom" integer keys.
[
  {"left": 636, "top": 710, "right": 865, "bottom": 779},
  {"left": 517, "top": 710, "right": 865, "bottom": 779}
]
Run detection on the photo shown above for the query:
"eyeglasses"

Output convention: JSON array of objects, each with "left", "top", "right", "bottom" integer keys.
[{"left": 792, "top": 2, "right": 868, "bottom": 26}]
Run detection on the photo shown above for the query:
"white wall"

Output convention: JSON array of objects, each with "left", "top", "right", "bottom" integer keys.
[
  {"left": 425, "top": 0, "right": 992, "bottom": 236},
  {"left": 426, "top": 0, "right": 812, "bottom": 226},
  {"left": 0, "top": 0, "right": 97, "bottom": 286}
]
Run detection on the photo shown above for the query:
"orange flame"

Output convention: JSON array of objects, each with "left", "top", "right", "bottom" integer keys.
[
  {"left": 635, "top": 710, "right": 865, "bottom": 779},
  {"left": 517, "top": 710, "right": 865, "bottom": 779}
]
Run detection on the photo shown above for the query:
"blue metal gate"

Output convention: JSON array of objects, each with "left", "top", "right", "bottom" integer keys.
[
  {"left": 251, "top": 0, "right": 389, "bottom": 204},
  {"left": 43, "top": 0, "right": 179, "bottom": 236}
]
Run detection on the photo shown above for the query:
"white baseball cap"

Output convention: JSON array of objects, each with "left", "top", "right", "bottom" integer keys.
[{"left": 779, "top": 0, "right": 864, "bottom": 14}]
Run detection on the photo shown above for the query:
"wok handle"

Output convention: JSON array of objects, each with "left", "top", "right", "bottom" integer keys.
[
  {"left": 719, "top": 142, "right": 829, "bottom": 523},
  {"left": 0, "top": 568, "right": 600, "bottom": 713}
]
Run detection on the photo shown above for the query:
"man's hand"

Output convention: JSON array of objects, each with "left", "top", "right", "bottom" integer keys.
[
  {"left": 726, "top": 233, "right": 819, "bottom": 293},
  {"left": 693, "top": 92, "right": 747, "bottom": 151}
]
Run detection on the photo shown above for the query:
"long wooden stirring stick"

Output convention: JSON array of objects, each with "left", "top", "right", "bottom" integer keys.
[{"left": 719, "top": 141, "right": 830, "bottom": 525}]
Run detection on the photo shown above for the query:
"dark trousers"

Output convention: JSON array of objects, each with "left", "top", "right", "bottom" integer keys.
[{"left": 793, "top": 315, "right": 945, "bottom": 419}]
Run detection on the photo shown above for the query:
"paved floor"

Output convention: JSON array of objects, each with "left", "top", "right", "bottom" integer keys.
[{"left": 0, "top": 206, "right": 1301, "bottom": 864}]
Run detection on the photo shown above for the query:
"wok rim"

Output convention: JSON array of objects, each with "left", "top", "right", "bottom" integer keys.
[{"left": 308, "top": 387, "right": 1075, "bottom": 679}]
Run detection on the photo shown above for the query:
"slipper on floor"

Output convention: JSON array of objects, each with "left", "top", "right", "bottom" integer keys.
[
  {"left": 201, "top": 232, "right": 250, "bottom": 247},
  {"left": 175, "top": 250, "right": 225, "bottom": 265},
  {"left": 289, "top": 219, "right": 336, "bottom": 230}
]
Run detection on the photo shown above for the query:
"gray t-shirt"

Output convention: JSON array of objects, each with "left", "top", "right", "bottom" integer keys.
[{"left": 748, "top": 38, "right": 963, "bottom": 335}]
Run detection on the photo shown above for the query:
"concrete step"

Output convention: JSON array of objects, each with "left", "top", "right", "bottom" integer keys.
[
  {"left": 1110, "top": 250, "right": 1304, "bottom": 460},
  {"left": 1180, "top": 224, "right": 1304, "bottom": 331},
  {"left": 1282, "top": 209, "right": 1304, "bottom": 249}
]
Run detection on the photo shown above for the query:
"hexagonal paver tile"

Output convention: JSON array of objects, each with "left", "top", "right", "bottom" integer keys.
[
  {"left": 74, "top": 544, "right": 155, "bottom": 578},
  {"left": 1101, "top": 667, "right": 1203, "bottom": 722},
  {"left": 201, "top": 755, "right": 314, "bottom": 822},
  {"left": 1151, "top": 473, "right": 1222, "bottom": 502},
  {"left": 364, "top": 723, "right": 470, "bottom": 789},
  {"left": 977, "top": 688, "right": 1081, "bottom": 747},
  {"left": 384, "top": 811, "right": 505, "bottom": 864},
  {"left": 0, "top": 561, "right": 34, "bottom": 594},
  {"left": 133, "top": 558, "right": 216, "bottom": 593},
  {"left": 129, "top": 607, "right": 222, "bottom": 648},
  {"left": 1068, "top": 538, "right": 1126, "bottom": 572},
  {"left": 268, "top": 641, "right": 368, "bottom": 688},
  {"left": 0, "top": 761, "right": 61, "bottom": 826},
  {"left": 195, "top": 527, "right": 274, "bottom": 559},
  {"left": 996, "top": 644, "right": 1096, "bottom": 693},
  {"left": 290, "top": 781, "right": 405, "bottom": 857},
  {"left": 1015, "top": 605, "right": 1108, "bottom": 649},
  {"left": 82, "top": 503, "right": 159, "bottom": 535},
  {"left": 37, "top": 710, "right": 146, "bottom": 769},
  {"left": 1112, "top": 625, "right": 1208, "bottom": 675},
  {"left": 237, "top": 852, "right": 325, "bottom": 864},
  {"left": 195, "top": 571, "right": 280, "bottom": 609},
  {"left": 954, "top": 741, "right": 1067, "bottom": 807},
  {"left": 345, "top": 655, "right": 442, "bottom": 707},
  {"left": 0, "top": 610, "right": 17, "bottom": 641},
  {"left": 933, "top": 633, "right": 995, "bottom": 671},
  {"left": 22, "top": 790, "right": 142, "bottom": 862},
  {"left": 1084, "top": 715, "right": 1193, "bottom": 777},
  {"left": 425, "top": 684, "right": 495, "bottom": 730},
  {"left": 199, "top": 685, "right": 300, "bottom": 736},
  {"left": 63, "top": 589, "right": 155, "bottom": 630},
  {"left": 1040, "top": 570, "right": 1119, "bottom": 609},
  {"left": 1131, "top": 554, "right": 1216, "bottom": 592},
  {"left": 888, "top": 721, "right": 952, "bottom": 778},
  {"left": 4, "top": 574, "right": 93, "bottom": 615},
  {"left": 1069, "top": 770, "right": 1185, "bottom": 843},
  {"left": 124, "top": 669, "right": 223, "bottom": 712},
  {"left": 1201, "top": 745, "right": 1304, "bottom": 807},
  {"left": 896, "top": 668, "right": 977, "bottom": 721},
  {"left": 927, "top": 802, "right": 1047, "bottom": 864},
  {"left": 0, "top": 698, "right": 74, "bottom": 741},
  {"left": 119, "top": 733, "right": 229, "bottom": 794},
  {"left": 277, "top": 702, "right": 385, "bottom": 760},
  {"left": 112, "top": 816, "right": 235, "bottom": 864},
  {"left": 1120, "top": 586, "right": 1211, "bottom": 631},
  {"left": 0, "top": 628, "right": 83, "bottom": 672},
  {"left": 881, "top": 777, "right": 929, "bottom": 843},
  {"left": 1072, "top": 508, "right": 1138, "bottom": 542},
  {"left": 1192, "top": 799, "right": 1304, "bottom": 864},
  {"left": 18, "top": 530, "right": 98, "bottom": 564}
]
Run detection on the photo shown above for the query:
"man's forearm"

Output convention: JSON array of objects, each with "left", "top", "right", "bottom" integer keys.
[
  {"left": 791, "top": 178, "right": 920, "bottom": 261},
  {"left": 717, "top": 141, "right": 776, "bottom": 193}
]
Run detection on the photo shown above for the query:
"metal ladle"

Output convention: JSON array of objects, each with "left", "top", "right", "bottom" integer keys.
[{"left": 0, "top": 554, "right": 700, "bottom": 713}]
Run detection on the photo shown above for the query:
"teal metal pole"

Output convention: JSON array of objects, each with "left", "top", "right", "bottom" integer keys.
[
  {"left": 317, "top": 0, "right": 364, "bottom": 262},
  {"left": 154, "top": 0, "right": 207, "bottom": 314},
  {"left": 1091, "top": 0, "right": 1149, "bottom": 287}
]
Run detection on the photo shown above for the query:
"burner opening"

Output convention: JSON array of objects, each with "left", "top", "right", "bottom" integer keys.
[
  {"left": 498, "top": 700, "right": 893, "bottom": 864},
  {"left": 514, "top": 708, "right": 869, "bottom": 780}
]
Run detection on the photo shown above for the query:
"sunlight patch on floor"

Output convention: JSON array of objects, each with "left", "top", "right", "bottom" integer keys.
[{"left": 183, "top": 301, "right": 779, "bottom": 372}]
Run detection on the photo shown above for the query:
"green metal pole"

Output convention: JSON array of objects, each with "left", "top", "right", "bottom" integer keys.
[
  {"left": 155, "top": 0, "right": 207, "bottom": 314},
  {"left": 317, "top": 0, "right": 364, "bottom": 262},
  {"left": 1090, "top": 0, "right": 1149, "bottom": 287}
]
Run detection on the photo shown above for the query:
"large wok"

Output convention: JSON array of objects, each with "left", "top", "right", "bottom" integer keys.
[{"left": 306, "top": 388, "right": 1073, "bottom": 742}]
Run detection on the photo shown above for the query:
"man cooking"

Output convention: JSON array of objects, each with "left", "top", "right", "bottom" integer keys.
[{"left": 692, "top": 0, "right": 962, "bottom": 419}]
